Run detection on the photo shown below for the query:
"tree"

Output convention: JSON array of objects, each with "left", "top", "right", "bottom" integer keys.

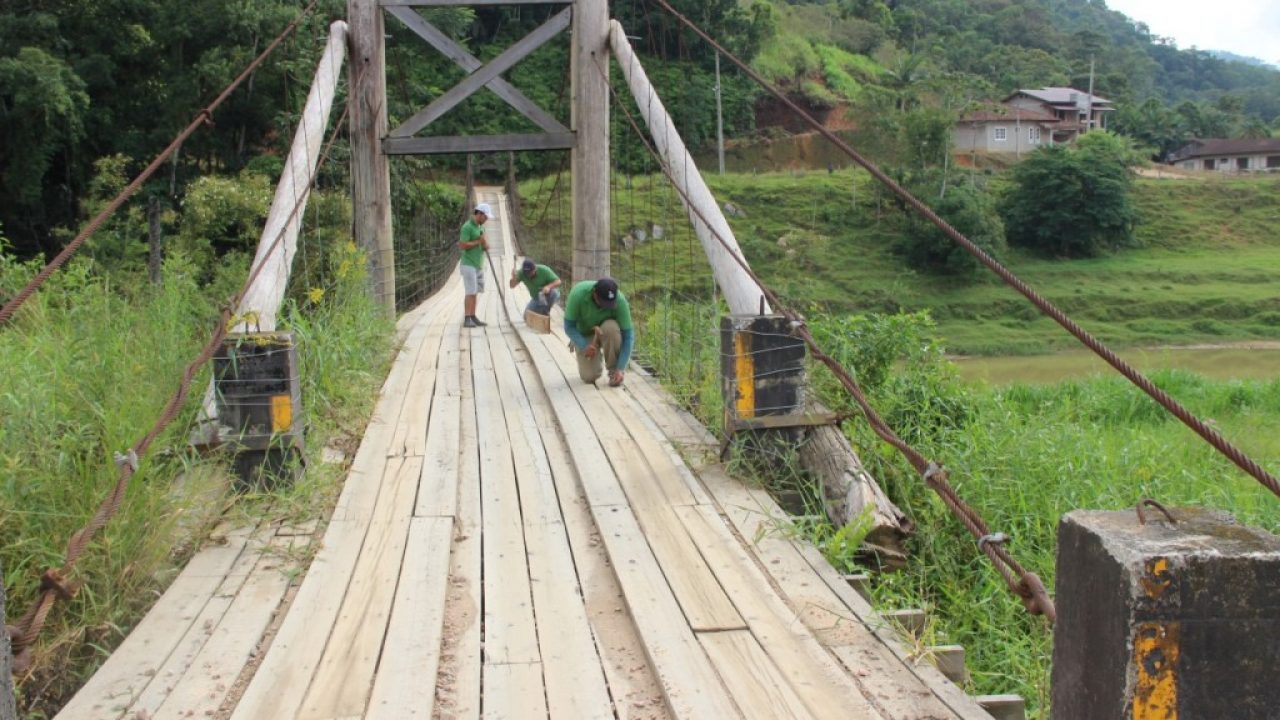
[
  {"left": 1000, "top": 131, "right": 1138, "bottom": 258},
  {"left": 893, "top": 171, "right": 1005, "bottom": 276}
]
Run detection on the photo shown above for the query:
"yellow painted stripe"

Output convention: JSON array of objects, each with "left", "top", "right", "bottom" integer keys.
[
  {"left": 271, "top": 395, "right": 293, "bottom": 433},
  {"left": 735, "top": 331, "right": 755, "bottom": 419},
  {"left": 1133, "top": 621, "right": 1178, "bottom": 720}
]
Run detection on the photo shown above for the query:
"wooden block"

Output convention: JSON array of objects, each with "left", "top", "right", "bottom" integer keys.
[
  {"left": 885, "top": 609, "right": 926, "bottom": 637},
  {"left": 843, "top": 574, "right": 870, "bottom": 601},
  {"left": 929, "top": 645, "right": 967, "bottom": 685},
  {"left": 974, "top": 694, "right": 1026, "bottom": 720},
  {"left": 524, "top": 308, "right": 551, "bottom": 333}
]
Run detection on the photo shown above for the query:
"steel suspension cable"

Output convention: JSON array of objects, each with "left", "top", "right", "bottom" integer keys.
[
  {"left": 6, "top": 104, "right": 350, "bottom": 673},
  {"left": 649, "top": 0, "right": 1280, "bottom": 502},
  {"left": 0, "top": 0, "right": 323, "bottom": 327},
  {"left": 593, "top": 53, "right": 1056, "bottom": 623}
]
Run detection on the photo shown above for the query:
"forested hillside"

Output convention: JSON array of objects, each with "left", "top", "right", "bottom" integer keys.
[{"left": 3, "top": 0, "right": 1279, "bottom": 263}]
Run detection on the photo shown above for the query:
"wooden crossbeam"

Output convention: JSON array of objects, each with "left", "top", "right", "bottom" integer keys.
[
  {"left": 385, "top": 7, "right": 568, "bottom": 134},
  {"left": 384, "top": 132, "right": 575, "bottom": 154},
  {"left": 382, "top": 0, "right": 569, "bottom": 6},
  {"left": 390, "top": 7, "right": 571, "bottom": 138}
]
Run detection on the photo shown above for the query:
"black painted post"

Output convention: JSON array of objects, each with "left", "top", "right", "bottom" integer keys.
[
  {"left": 1, "top": 569, "right": 16, "bottom": 720},
  {"left": 720, "top": 314, "right": 806, "bottom": 429},
  {"left": 1052, "top": 507, "right": 1280, "bottom": 720}
]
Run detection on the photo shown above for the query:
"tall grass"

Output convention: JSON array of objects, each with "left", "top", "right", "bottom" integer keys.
[{"left": 1, "top": 205, "right": 394, "bottom": 712}]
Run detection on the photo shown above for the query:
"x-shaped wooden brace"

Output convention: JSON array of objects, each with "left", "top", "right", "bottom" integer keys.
[{"left": 387, "top": 7, "right": 572, "bottom": 139}]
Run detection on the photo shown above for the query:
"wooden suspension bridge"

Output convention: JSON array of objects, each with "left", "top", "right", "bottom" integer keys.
[{"left": 53, "top": 189, "right": 1002, "bottom": 720}]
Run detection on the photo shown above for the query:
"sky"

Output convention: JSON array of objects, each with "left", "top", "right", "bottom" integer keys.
[{"left": 1103, "top": 0, "right": 1280, "bottom": 66}]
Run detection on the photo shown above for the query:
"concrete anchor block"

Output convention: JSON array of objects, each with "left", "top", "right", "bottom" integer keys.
[
  {"left": 974, "top": 694, "right": 1025, "bottom": 720},
  {"left": 1052, "top": 507, "right": 1280, "bottom": 720}
]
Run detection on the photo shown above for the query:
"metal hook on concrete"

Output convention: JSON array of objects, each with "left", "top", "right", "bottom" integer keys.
[{"left": 1136, "top": 498, "right": 1177, "bottom": 526}]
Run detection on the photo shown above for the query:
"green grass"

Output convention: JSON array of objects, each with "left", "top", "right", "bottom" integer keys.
[
  {"left": 1, "top": 231, "right": 394, "bottom": 713},
  {"left": 522, "top": 169, "right": 1280, "bottom": 356}
]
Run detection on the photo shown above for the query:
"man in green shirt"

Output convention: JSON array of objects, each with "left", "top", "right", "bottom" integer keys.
[
  {"left": 508, "top": 257, "right": 562, "bottom": 315},
  {"left": 458, "top": 202, "right": 491, "bottom": 328},
  {"left": 563, "top": 277, "right": 634, "bottom": 387}
]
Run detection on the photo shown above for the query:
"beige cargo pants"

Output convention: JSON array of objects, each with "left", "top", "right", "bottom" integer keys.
[{"left": 576, "top": 319, "right": 622, "bottom": 384}]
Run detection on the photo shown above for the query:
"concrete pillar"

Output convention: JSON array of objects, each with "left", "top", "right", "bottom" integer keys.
[
  {"left": 719, "top": 315, "right": 805, "bottom": 427},
  {"left": 1052, "top": 507, "right": 1280, "bottom": 720},
  {"left": 570, "top": 0, "right": 610, "bottom": 282}
]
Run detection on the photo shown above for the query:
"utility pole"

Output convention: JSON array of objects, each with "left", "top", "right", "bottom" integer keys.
[
  {"left": 1085, "top": 56, "right": 1096, "bottom": 133},
  {"left": 715, "top": 52, "right": 725, "bottom": 176}
]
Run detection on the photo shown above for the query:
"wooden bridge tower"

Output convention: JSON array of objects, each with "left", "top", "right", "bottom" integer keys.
[{"left": 347, "top": 0, "right": 610, "bottom": 312}]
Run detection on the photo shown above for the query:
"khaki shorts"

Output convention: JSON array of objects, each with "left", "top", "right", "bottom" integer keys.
[{"left": 460, "top": 264, "right": 485, "bottom": 295}]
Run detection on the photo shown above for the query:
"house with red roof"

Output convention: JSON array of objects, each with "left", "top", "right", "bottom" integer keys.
[
  {"left": 1168, "top": 138, "right": 1280, "bottom": 172},
  {"left": 953, "top": 87, "right": 1115, "bottom": 156}
]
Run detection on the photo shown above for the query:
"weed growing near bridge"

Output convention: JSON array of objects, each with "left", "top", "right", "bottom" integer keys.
[{"left": 0, "top": 219, "right": 393, "bottom": 712}]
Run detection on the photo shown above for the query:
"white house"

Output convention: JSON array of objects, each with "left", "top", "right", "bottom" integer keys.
[{"left": 953, "top": 87, "right": 1116, "bottom": 156}]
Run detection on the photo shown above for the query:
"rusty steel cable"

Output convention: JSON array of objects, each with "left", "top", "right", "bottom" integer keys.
[
  {"left": 0, "top": 0, "right": 322, "bottom": 327},
  {"left": 649, "top": 0, "right": 1280, "bottom": 503},
  {"left": 594, "top": 52, "right": 1056, "bottom": 623},
  {"left": 7, "top": 102, "right": 350, "bottom": 673}
]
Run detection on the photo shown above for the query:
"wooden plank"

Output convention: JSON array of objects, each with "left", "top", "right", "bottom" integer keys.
[
  {"left": 416, "top": 393, "right": 461, "bottom": 518},
  {"left": 434, "top": 333, "right": 483, "bottom": 719},
  {"left": 385, "top": 133, "right": 576, "bottom": 156},
  {"left": 384, "top": 7, "right": 567, "bottom": 134},
  {"left": 56, "top": 535, "right": 250, "bottom": 720},
  {"left": 609, "top": 389, "right": 712, "bottom": 506},
  {"left": 697, "top": 631, "right": 817, "bottom": 720},
  {"left": 229, "top": 519, "right": 363, "bottom": 719},
  {"left": 299, "top": 455, "right": 424, "bottom": 719},
  {"left": 470, "top": 323, "right": 541, "bottom": 666},
  {"left": 130, "top": 527, "right": 272, "bottom": 717},
  {"left": 507, "top": 316, "right": 672, "bottom": 719},
  {"left": 514, "top": 319, "right": 742, "bottom": 719},
  {"left": 603, "top": 440, "right": 743, "bottom": 632},
  {"left": 390, "top": 9, "right": 571, "bottom": 137},
  {"left": 365, "top": 516, "right": 454, "bottom": 720},
  {"left": 482, "top": 663, "right": 548, "bottom": 720},
  {"left": 696, "top": 464, "right": 985, "bottom": 719},
  {"left": 153, "top": 537, "right": 296, "bottom": 720},
  {"left": 388, "top": 292, "right": 459, "bottom": 457},
  {"left": 485, "top": 326, "right": 613, "bottom": 718},
  {"left": 676, "top": 505, "right": 874, "bottom": 720}
]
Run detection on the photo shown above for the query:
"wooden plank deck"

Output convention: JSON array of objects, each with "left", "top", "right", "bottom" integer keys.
[{"left": 57, "top": 188, "right": 989, "bottom": 720}]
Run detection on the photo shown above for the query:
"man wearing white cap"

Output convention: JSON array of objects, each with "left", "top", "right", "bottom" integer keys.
[{"left": 459, "top": 203, "right": 492, "bottom": 328}]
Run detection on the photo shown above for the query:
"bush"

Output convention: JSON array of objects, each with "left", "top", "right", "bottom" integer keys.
[
  {"left": 891, "top": 171, "right": 1006, "bottom": 276},
  {"left": 1000, "top": 131, "right": 1138, "bottom": 257}
]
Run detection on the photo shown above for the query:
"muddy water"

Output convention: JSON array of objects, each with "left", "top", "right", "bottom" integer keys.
[{"left": 953, "top": 345, "right": 1280, "bottom": 385}]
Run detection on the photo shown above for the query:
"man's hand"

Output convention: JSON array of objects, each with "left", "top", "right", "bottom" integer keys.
[
  {"left": 584, "top": 343, "right": 599, "bottom": 360},
  {"left": 608, "top": 369, "right": 624, "bottom": 386}
]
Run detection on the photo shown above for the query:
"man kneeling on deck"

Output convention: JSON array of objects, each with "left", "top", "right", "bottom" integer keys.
[
  {"left": 564, "top": 277, "right": 633, "bottom": 387},
  {"left": 509, "top": 257, "right": 562, "bottom": 315}
]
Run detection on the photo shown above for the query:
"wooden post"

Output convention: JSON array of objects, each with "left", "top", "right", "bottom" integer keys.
[
  {"left": 609, "top": 22, "right": 766, "bottom": 314},
  {"left": 237, "top": 20, "right": 348, "bottom": 332},
  {"left": 148, "top": 196, "right": 162, "bottom": 286},
  {"left": 571, "top": 0, "right": 610, "bottom": 282},
  {"left": 349, "top": 0, "right": 396, "bottom": 313},
  {"left": 1, "top": 567, "right": 15, "bottom": 720}
]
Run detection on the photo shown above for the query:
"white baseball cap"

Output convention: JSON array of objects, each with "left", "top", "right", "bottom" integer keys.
[{"left": 474, "top": 202, "right": 492, "bottom": 217}]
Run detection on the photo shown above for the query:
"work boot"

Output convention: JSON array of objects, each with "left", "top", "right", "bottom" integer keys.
[{"left": 463, "top": 316, "right": 477, "bottom": 328}]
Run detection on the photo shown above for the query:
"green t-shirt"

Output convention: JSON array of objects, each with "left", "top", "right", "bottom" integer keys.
[
  {"left": 459, "top": 219, "right": 485, "bottom": 269},
  {"left": 517, "top": 264, "right": 559, "bottom": 296},
  {"left": 564, "top": 280, "right": 633, "bottom": 334}
]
